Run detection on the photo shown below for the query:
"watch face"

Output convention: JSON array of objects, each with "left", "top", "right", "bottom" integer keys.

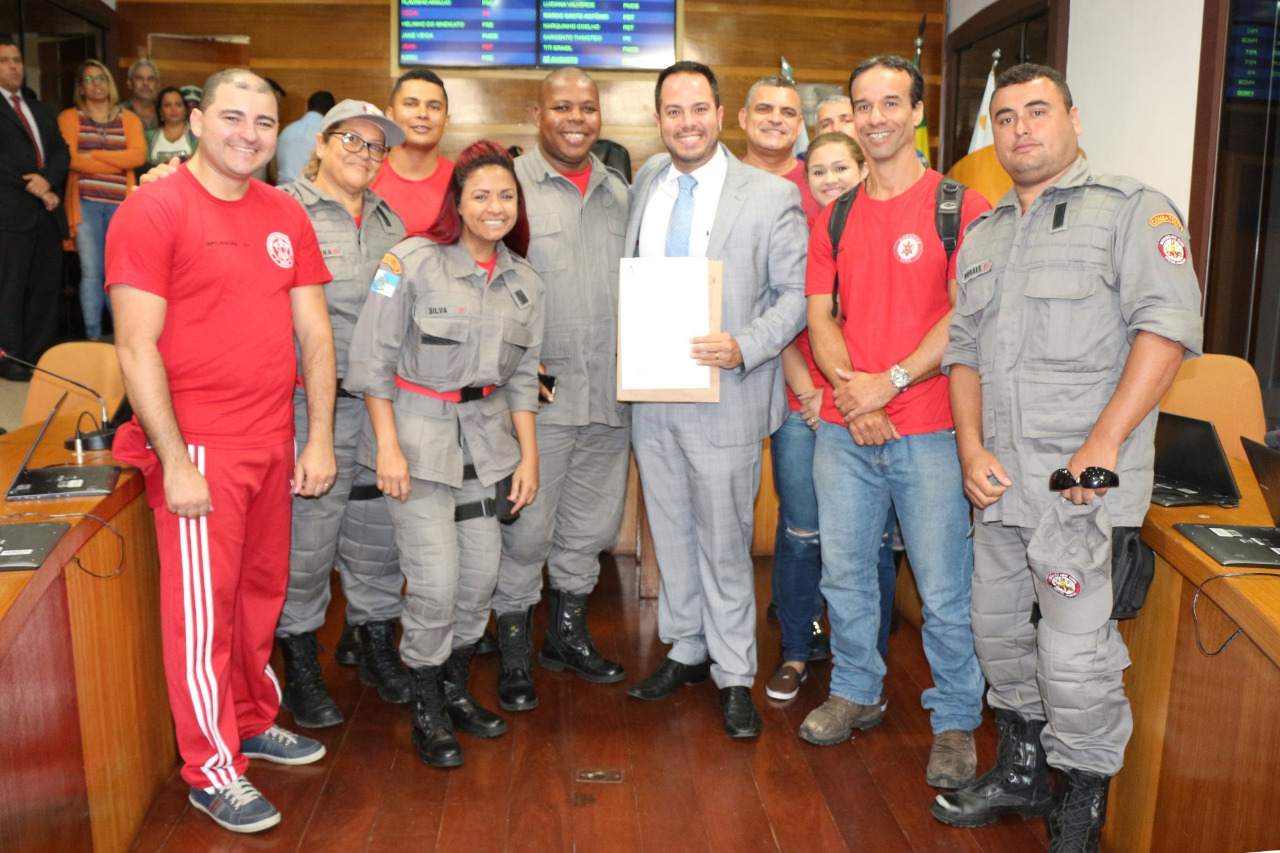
[{"left": 890, "top": 366, "right": 909, "bottom": 389}]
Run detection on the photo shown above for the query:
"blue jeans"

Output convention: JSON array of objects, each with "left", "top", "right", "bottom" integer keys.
[
  {"left": 771, "top": 411, "right": 899, "bottom": 661},
  {"left": 75, "top": 199, "right": 118, "bottom": 339},
  {"left": 813, "top": 422, "right": 983, "bottom": 734}
]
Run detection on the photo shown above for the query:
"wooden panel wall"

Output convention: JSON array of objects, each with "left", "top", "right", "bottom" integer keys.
[{"left": 116, "top": 0, "right": 948, "bottom": 170}]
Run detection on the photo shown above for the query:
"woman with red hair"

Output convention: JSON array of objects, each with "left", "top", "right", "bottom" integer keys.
[{"left": 345, "top": 140, "right": 544, "bottom": 769}]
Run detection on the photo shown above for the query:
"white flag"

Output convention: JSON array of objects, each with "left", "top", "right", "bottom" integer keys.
[{"left": 969, "top": 68, "right": 997, "bottom": 154}]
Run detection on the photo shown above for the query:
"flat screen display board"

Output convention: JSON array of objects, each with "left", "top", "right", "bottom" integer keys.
[{"left": 398, "top": 0, "right": 676, "bottom": 69}]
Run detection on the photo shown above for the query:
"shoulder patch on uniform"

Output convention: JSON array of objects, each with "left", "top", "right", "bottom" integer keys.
[
  {"left": 1148, "top": 212, "right": 1183, "bottom": 231},
  {"left": 371, "top": 254, "right": 403, "bottom": 297},
  {"left": 960, "top": 260, "right": 993, "bottom": 283},
  {"left": 1158, "top": 234, "right": 1188, "bottom": 266}
]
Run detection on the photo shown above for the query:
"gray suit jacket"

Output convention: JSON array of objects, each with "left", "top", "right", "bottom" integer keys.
[{"left": 625, "top": 147, "right": 807, "bottom": 446}]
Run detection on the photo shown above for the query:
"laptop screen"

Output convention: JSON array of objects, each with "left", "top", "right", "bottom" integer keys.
[
  {"left": 4, "top": 392, "right": 67, "bottom": 496},
  {"left": 1154, "top": 412, "right": 1241, "bottom": 501},
  {"left": 1242, "top": 437, "right": 1280, "bottom": 527}
]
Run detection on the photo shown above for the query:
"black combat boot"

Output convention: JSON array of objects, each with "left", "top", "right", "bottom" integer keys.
[
  {"left": 1047, "top": 768, "right": 1111, "bottom": 853},
  {"left": 442, "top": 643, "right": 508, "bottom": 738},
  {"left": 930, "top": 708, "right": 1053, "bottom": 826},
  {"left": 278, "top": 631, "right": 343, "bottom": 728},
  {"left": 475, "top": 628, "right": 499, "bottom": 655},
  {"left": 357, "top": 620, "right": 412, "bottom": 704},
  {"left": 496, "top": 606, "right": 539, "bottom": 712},
  {"left": 410, "top": 665, "right": 463, "bottom": 768},
  {"left": 334, "top": 620, "right": 361, "bottom": 666},
  {"left": 538, "top": 589, "right": 625, "bottom": 683}
]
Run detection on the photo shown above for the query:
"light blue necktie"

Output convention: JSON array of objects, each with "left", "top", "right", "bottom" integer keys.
[{"left": 664, "top": 173, "right": 698, "bottom": 257}]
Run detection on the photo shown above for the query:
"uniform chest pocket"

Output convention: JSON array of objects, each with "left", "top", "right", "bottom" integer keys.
[
  {"left": 497, "top": 321, "right": 537, "bottom": 382},
  {"left": 412, "top": 315, "right": 473, "bottom": 383},
  {"left": 527, "top": 213, "right": 568, "bottom": 273},
  {"left": 1023, "top": 269, "right": 1113, "bottom": 367},
  {"left": 956, "top": 272, "right": 996, "bottom": 317}
]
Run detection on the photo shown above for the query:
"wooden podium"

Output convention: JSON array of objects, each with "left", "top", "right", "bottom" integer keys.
[
  {"left": 0, "top": 414, "right": 174, "bottom": 852},
  {"left": 1108, "top": 458, "right": 1280, "bottom": 852}
]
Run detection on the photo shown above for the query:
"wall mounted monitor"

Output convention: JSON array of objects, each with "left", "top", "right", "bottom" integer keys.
[{"left": 398, "top": 0, "right": 676, "bottom": 70}]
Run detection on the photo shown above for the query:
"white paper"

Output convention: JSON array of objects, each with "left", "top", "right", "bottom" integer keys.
[{"left": 618, "top": 257, "right": 712, "bottom": 391}]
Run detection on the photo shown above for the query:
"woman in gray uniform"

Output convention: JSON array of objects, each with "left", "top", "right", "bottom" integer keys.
[
  {"left": 345, "top": 140, "right": 545, "bottom": 768},
  {"left": 275, "top": 100, "right": 413, "bottom": 728}
]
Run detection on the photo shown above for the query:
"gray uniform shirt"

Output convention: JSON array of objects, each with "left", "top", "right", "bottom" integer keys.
[
  {"left": 345, "top": 237, "right": 546, "bottom": 488},
  {"left": 943, "top": 157, "right": 1204, "bottom": 528},
  {"left": 515, "top": 147, "right": 631, "bottom": 428},
  {"left": 280, "top": 178, "right": 405, "bottom": 378}
]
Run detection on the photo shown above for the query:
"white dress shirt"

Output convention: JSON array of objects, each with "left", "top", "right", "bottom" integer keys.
[{"left": 637, "top": 144, "right": 728, "bottom": 259}]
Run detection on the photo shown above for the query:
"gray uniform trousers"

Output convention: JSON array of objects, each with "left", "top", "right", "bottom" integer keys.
[
  {"left": 631, "top": 404, "right": 761, "bottom": 689},
  {"left": 972, "top": 521, "right": 1133, "bottom": 775},
  {"left": 492, "top": 422, "right": 631, "bottom": 613},
  {"left": 277, "top": 391, "right": 401, "bottom": 635},
  {"left": 386, "top": 445, "right": 502, "bottom": 668}
]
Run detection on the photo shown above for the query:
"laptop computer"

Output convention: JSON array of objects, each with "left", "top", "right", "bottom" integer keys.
[
  {"left": 5, "top": 392, "right": 121, "bottom": 502},
  {"left": 1175, "top": 437, "right": 1280, "bottom": 567},
  {"left": 0, "top": 521, "right": 72, "bottom": 571},
  {"left": 1151, "top": 412, "right": 1241, "bottom": 507}
]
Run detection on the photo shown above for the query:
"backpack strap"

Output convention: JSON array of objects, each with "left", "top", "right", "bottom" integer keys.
[
  {"left": 827, "top": 184, "right": 859, "bottom": 319},
  {"left": 935, "top": 177, "right": 966, "bottom": 263}
]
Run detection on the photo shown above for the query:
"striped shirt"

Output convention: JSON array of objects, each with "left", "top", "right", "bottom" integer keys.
[{"left": 75, "top": 109, "right": 130, "bottom": 205}]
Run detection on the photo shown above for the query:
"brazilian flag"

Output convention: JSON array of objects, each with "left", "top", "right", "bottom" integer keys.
[{"left": 913, "top": 16, "right": 930, "bottom": 168}]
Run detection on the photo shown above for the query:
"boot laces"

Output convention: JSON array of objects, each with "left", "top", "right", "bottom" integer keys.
[
  {"left": 364, "top": 626, "right": 403, "bottom": 676},
  {"left": 1056, "top": 780, "right": 1103, "bottom": 845}
]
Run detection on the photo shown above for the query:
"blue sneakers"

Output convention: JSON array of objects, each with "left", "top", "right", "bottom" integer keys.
[
  {"left": 241, "top": 724, "right": 326, "bottom": 765},
  {"left": 188, "top": 777, "right": 280, "bottom": 833}
]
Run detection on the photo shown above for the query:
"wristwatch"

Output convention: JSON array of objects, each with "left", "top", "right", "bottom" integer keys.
[{"left": 889, "top": 363, "right": 910, "bottom": 392}]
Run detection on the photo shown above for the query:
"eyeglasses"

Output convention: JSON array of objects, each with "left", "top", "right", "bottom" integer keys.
[
  {"left": 82, "top": 74, "right": 109, "bottom": 84},
  {"left": 327, "top": 130, "right": 389, "bottom": 161},
  {"left": 1048, "top": 466, "right": 1120, "bottom": 492}
]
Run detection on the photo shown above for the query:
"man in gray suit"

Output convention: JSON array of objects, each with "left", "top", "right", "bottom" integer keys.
[{"left": 623, "top": 60, "right": 807, "bottom": 738}]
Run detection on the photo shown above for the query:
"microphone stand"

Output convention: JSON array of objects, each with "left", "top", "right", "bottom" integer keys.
[{"left": 0, "top": 350, "right": 116, "bottom": 451}]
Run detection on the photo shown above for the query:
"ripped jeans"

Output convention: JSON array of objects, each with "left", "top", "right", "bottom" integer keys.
[{"left": 771, "top": 410, "right": 900, "bottom": 662}]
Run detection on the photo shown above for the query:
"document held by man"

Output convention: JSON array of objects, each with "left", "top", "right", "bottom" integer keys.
[{"left": 617, "top": 257, "right": 722, "bottom": 402}]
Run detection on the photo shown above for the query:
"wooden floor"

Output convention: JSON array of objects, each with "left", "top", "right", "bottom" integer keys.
[{"left": 130, "top": 555, "right": 1051, "bottom": 853}]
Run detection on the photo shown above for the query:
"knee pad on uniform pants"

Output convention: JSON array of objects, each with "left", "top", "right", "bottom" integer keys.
[{"left": 1035, "top": 621, "right": 1132, "bottom": 775}]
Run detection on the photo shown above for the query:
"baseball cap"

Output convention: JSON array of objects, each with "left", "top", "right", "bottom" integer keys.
[
  {"left": 319, "top": 100, "right": 405, "bottom": 148},
  {"left": 1026, "top": 498, "right": 1115, "bottom": 634},
  {"left": 179, "top": 84, "right": 202, "bottom": 104}
]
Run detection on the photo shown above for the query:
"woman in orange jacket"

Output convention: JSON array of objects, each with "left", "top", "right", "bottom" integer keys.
[{"left": 59, "top": 59, "right": 146, "bottom": 339}]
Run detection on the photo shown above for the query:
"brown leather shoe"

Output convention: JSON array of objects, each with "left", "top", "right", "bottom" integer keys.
[{"left": 764, "top": 663, "right": 807, "bottom": 701}]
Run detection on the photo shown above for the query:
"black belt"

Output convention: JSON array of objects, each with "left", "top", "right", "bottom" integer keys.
[{"left": 348, "top": 464, "right": 479, "bottom": 501}]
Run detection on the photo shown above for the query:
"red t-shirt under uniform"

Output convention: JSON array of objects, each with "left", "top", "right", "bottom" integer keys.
[
  {"left": 370, "top": 156, "right": 455, "bottom": 237},
  {"left": 105, "top": 165, "right": 331, "bottom": 447},
  {"left": 805, "top": 169, "right": 990, "bottom": 435}
]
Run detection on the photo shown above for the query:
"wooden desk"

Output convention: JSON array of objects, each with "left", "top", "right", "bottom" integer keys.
[
  {"left": 1106, "top": 458, "right": 1280, "bottom": 853},
  {"left": 0, "top": 415, "right": 174, "bottom": 853}
]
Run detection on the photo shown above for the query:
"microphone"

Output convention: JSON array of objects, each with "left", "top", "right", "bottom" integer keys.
[{"left": 0, "top": 349, "right": 115, "bottom": 451}]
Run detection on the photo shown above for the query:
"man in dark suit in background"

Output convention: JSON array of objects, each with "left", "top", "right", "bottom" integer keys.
[{"left": 0, "top": 35, "right": 69, "bottom": 381}]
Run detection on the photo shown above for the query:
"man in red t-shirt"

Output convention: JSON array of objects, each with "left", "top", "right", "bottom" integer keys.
[
  {"left": 370, "top": 69, "right": 455, "bottom": 237},
  {"left": 799, "top": 56, "right": 990, "bottom": 790},
  {"left": 106, "top": 69, "right": 336, "bottom": 835},
  {"left": 738, "top": 75, "right": 821, "bottom": 225}
]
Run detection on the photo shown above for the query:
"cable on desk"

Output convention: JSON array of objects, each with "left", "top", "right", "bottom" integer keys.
[
  {"left": 1192, "top": 570, "right": 1280, "bottom": 656},
  {"left": 0, "top": 511, "right": 124, "bottom": 579}
]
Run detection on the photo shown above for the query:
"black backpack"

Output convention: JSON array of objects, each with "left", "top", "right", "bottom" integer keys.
[{"left": 826, "top": 177, "right": 966, "bottom": 319}]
